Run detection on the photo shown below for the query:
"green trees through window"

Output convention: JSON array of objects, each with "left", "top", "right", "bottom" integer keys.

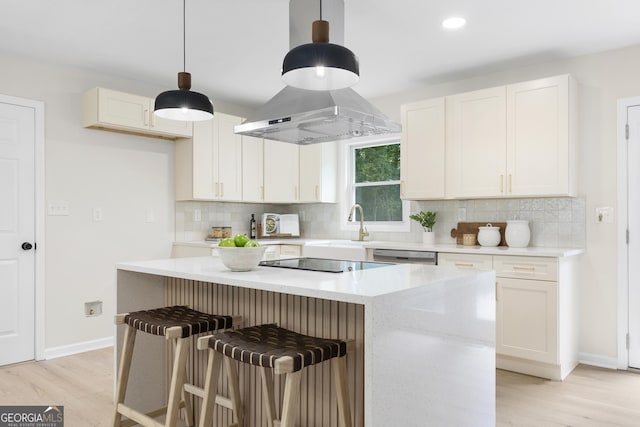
[{"left": 352, "top": 143, "right": 402, "bottom": 222}]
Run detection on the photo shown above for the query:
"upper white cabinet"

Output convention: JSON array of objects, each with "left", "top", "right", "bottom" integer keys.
[
  {"left": 299, "top": 142, "right": 337, "bottom": 203},
  {"left": 83, "top": 87, "right": 192, "bottom": 139},
  {"left": 175, "top": 112, "right": 242, "bottom": 201},
  {"left": 263, "top": 140, "right": 300, "bottom": 203},
  {"left": 446, "top": 86, "right": 507, "bottom": 198},
  {"left": 446, "top": 74, "right": 577, "bottom": 198},
  {"left": 242, "top": 136, "right": 265, "bottom": 203},
  {"left": 506, "top": 75, "right": 577, "bottom": 197},
  {"left": 400, "top": 97, "right": 446, "bottom": 199}
]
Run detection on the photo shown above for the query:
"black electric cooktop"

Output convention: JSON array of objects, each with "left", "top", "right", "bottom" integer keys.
[{"left": 258, "top": 257, "right": 393, "bottom": 273}]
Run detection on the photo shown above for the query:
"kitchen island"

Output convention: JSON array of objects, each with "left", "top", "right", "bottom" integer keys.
[{"left": 116, "top": 256, "right": 496, "bottom": 426}]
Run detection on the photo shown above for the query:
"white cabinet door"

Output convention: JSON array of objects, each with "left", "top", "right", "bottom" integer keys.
[
  {"left": 496, "top": 277, "right": 558, "bottom": 364},
  {"left": 84, "top": 87, "right": 192, "bottom": 138},
  {"left": 242, "top": 136, "right": 264, "bottom": 202},
  {"left": 400, "top": 97, "right": 446, "bottom": 199},
  {"left": 299, "top": 142, "right": 337, "bottom": 203},
  {"left": 506, "top": 75, "right": 575, "bottom": 196},
  {"left": 214, "top": 113, "right": 243, "bottom": 201},
  {"left": 178, "top": 119, "right": 216, "bottom": 200},
  {"left": 264, "top": 140, "right": 299, "bottom": 203},
  {"left": 176, "top": 113, "right": 242, "bottom": 201},
  {"left": 446, "top": 86, "right": 506, "bottom": 198},
  {"left": 95, "top": 88, "right": 149, "bottom": 130}
]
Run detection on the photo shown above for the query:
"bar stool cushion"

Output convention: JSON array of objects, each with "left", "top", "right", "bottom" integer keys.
[
  {"left": 124, "top": 305, "right": 233, "bottom": 338},
  {"left": 208, "top": 323, "right": 347, "bottom": 372}
]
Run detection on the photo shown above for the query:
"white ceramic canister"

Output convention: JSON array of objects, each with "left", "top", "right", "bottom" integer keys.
[
  {"left": 477, "top": 223, "right": 501, "bottom": 247},
  {"left": 505, "top": 220, "right": 530, "bottom": 248}
]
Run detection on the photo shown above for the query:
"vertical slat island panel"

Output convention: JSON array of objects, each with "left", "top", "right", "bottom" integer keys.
[{"left": 166, "top": 278, "right": 365, "bottom": 427}]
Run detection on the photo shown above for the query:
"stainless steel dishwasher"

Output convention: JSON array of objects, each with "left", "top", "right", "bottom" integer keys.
[{"left": 372, "top": 248, "right": 437, "bottom": 265}]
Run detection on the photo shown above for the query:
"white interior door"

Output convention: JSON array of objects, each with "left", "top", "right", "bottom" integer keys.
[
  {"left": 628, "top": 105, "right": 640, "bottom": 369},
  {"left": 0, "top": 101, "right": 36, "bottom": 366}
]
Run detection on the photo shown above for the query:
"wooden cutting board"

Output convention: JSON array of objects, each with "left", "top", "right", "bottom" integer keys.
[{"left": 450, "top": 221, "right": 508, "bottom": 246}]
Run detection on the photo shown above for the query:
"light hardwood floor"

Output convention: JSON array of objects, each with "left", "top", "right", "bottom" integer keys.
[{"left": 1, "top": 348, "right": 640, "bottom": 426}]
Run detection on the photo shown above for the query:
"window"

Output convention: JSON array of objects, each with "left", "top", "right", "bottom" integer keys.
[{"left": 343, "top": 138, "right": 409, "bottom": 231}]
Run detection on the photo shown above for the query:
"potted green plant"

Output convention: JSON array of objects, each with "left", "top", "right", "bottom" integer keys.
[{"left": 410, "top": 211, "right": 437, "bottom": 245}]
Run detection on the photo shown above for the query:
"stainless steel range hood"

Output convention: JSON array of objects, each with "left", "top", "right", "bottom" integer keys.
[
  {"left": 234, "top": 86, "right": 401, "bottom": 145},
  {"left": 234, "top": 0, "right": 401, "bottom": 145}
]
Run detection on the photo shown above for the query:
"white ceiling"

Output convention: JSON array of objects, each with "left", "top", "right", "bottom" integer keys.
[{"left": 2, "top": 0, "right": 640, "bottom": 109}]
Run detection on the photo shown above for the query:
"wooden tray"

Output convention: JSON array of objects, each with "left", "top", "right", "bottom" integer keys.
[{"left": 450, "top": 221, "right": 507, "bottom": 246}]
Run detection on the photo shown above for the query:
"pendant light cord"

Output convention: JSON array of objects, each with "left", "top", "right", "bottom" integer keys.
[
  {"left": 182, "top": 0, "right": 186, "bottom": 72},
  {"left": 319, "top": 0, "right": 322, "bottom": 20}
]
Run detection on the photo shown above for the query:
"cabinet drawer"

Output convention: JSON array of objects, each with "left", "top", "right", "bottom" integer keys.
[
  {"left": 494, "top": 256, "right": 557, "bottom": 281},
  {"left": 438, "top": 253, "right": 493, "bottom": 270},
  {"left": 280, "top": 245, "right": 302, "bottom": 257}
]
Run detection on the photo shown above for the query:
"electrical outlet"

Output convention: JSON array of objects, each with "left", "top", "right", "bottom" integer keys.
[
  {"left": 595, "top": 207, "right": 613, "bottom": 223},
  {"left": 193, "top": 209, "right": 201, "bottom": 222},
  {"left": 92, "top": 207, "right": 103, "bottom": 222},
  {"left": 84, "top": 300, "right": 103, "bottom": 317}
]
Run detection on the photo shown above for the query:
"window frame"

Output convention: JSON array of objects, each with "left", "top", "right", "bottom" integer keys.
[{"left": 339, "top": 135, "right": 410, "bottom": 233}]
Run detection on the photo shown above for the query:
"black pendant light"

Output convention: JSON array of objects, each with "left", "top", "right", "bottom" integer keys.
[
  {"left": 154, "top": 0, "right": 213, "bottom": 121},
  {"left": 281, "top": 0, "right": 359, "bottom": 91}
]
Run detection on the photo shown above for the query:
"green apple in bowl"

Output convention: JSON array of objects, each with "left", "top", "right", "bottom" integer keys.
[
  {"left": 218, "top": 238, "right": 236, "bottom": 247},
  {"left": 233, "top": 234, "right": 250, "bottom": 247},
  {"left": 244, "top": 240, "right": 260, "bottom": 247}
]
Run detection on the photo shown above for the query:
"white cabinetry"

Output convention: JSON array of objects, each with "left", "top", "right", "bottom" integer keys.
[
  {"left": 263, "top": 140, "right": 300, "bottom": 203},
  {"left": 83, "top": 87, "right": 192, "bottom": 139},
  {"left": 175, "top": 112, "right": 242, "bottom": 201},
  {"left": 446, "top": 75, "right": 577, "bottom": 198},
  {"left": 446, "top": 86, "right": 507, "bottom": 197},
  {"left": 299, "top": 142, "right": 337, "bottom": 203},
  {"left": 506, "top": 75, "right": 577, "bottom": 196},
  {"left": 242, "top": 136, "right": 264, "bottom": 202},
  {"left": 438, "top": 252, "right": 577, "bottom": 380},
  {"left": 400, "top": 97, "right": 446, "bottom": 199}
]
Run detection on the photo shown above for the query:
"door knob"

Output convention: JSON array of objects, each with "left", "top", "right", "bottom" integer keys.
[{"left": 21, "top": 242, "right": 33, "bottom": 250}]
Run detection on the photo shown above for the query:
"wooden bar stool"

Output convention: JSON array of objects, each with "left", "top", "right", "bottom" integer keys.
[
  {"left": 197, "top": 323, "right": 352, "bottom": 427},
  {"left": 113, "top": 305, "right": 239, "bottom": 427}
]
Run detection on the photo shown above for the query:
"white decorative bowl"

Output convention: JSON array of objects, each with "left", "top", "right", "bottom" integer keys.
[{"left": 217, "top": 246, "right": 267, "bottom": 272}]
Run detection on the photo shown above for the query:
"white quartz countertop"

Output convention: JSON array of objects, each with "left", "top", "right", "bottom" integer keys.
[
  {"left": 117, "top": 256, "right": 488, "bottom": 305},
  {"left": 174, "top": 239, "right": 584, "bottom": 258}
]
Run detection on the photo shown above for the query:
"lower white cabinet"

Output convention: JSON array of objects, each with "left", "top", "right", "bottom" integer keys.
[{"left": 438, "top": 252, "right": 578, "bottom": 380}]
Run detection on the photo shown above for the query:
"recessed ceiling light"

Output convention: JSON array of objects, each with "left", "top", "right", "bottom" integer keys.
[{"left": 442, "top": 17, "right": 466, "bottom": 29}]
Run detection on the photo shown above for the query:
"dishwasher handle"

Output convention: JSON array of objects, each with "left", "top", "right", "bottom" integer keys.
[{"left": 373, "top": 249, "right": 437, "bottom": 264}]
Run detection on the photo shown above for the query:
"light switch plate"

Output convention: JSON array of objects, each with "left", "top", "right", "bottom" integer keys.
[
  {"left": 595, "top": 207, "right": 613, "bottom": 223},
  {"left": 48, "top": 201, "right": 69, "bottom": 216}
]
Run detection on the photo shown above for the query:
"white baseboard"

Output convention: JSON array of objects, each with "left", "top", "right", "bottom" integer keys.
[
  {"left": 578, "top": 352, "right": 619, "bottom": 370},
  {"left": 44, "top": 336, "right": 114, "bottom": 360}
]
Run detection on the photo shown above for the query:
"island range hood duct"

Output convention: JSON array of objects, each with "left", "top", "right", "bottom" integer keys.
[{"left": 234, "top": 0, "right": 401, "bottom": 145}]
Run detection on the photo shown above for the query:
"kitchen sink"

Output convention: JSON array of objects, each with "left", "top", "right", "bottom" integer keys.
[{"left": 303, "top": 240, "right": 368, "bottom": 261}]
